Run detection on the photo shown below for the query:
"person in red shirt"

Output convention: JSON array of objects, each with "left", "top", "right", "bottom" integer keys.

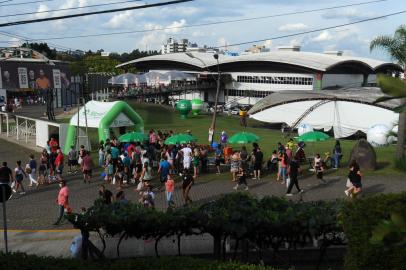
[
  {"left": 54, "top": 180, "right": 69, "bottom": 225},
  {"left": 54, "top": 149, "right": 64, "bottom": 181},
  {"left": 81, "top": 151, "right": 94, "bottom": 184},
  {"left": 49, "top": 137, "right": 59, "bottom": 154}
]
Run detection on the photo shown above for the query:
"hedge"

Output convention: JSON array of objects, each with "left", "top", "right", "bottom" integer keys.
[
  {"left": 66, "top": 193, "right": 345, "bottom": 263},
  {"left": 0, "top": 252, "right": 277, "bottom": 270},
  {"left": 341, "top": 192, "right": 406, "bottom": 270}
]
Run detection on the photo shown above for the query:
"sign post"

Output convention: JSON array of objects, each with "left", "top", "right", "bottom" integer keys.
[{"left": 0, "top": 183, "right": 11, "bottom": 254}]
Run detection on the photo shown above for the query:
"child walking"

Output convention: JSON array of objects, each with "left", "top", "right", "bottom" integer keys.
[{"left": 165, "top": 174, "right": 175, "bottom": 208}]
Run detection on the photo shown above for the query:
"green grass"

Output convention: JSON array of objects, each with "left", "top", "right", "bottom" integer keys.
[{"left": 58, "top": 101, "right": 405, "bottom": 177}]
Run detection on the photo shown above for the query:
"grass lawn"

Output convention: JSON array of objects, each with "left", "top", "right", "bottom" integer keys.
[{"left": 58, "top": 101, "right": 406, "bottom": 177}]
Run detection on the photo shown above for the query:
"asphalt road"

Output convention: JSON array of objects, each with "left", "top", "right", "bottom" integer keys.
[{"left": 1, "top": 138, "right": 406, "bottom": 230}]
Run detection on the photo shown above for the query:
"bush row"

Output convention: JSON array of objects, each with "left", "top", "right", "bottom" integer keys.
[{"left": 67, "top": 193, "right": 344, "bottom": 260}]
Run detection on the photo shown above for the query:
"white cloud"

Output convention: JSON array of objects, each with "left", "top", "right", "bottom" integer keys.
[
  {"left": 278, "top": 23, "right": 308, "bottom": 32},
  {"left": 8, "top": 38, "right": 22, "bottom": 47},
  {"left": 192, "top": 30, "right": 205, "bottom": 37},
  {"left": 312, "top": 31, "right": 333, "bottom": 42},
  {"left": 34, "top": 4, "right": 50, "bottom": 19},
  {"left": 105, "top": 11, "right": 134, "bottom": 29},
  {"left": 164, "top": 19, "right": 187, "bottom": 34},
  {"left": 322, "top": 8, "right": 376, "bottom": 21}
]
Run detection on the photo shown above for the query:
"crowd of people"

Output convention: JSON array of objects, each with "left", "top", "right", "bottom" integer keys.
[{"left": 0, "top": 129, "right": 365, "bottom": 225}]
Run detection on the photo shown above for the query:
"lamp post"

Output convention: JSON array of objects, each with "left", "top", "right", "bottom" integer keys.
[{"left": 185, "top": 52, "right": 221, "bottom": 145}]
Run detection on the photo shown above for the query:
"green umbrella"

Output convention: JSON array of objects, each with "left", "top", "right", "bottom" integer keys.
[
  {"left": 297, "top": 131, "right": 330, "bottom": 142},
  {"left": 119, "top": 132, "right": 148, "bottom": 143},
  {"left": 228, "top": 132, "right": 260, "bottom": 144},
  {"left": 164, "top": 133, "right": 197, "bottom": 145}
]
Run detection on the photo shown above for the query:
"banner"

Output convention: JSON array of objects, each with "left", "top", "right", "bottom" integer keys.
[
  {"left": 18, "top": 67, "right": 29, "bottom": 88},
  {"left": 53, "top": 69, "right": 61, "bottom": 89}
]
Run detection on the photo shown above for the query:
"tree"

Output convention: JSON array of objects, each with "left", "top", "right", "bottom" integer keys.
[{"left": 370, "top": 25, "right": 406, "bottom": 161}]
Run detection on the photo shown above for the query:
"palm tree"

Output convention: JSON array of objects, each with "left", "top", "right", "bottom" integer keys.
[{"left": 370, "top": 25, "right": 406, "bottom": 161}]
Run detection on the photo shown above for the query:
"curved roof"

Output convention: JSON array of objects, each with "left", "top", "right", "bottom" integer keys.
[
  {"left": 248, "top": 87, "right": 401, "bottom": 115},
  {"left": 117, "top": 51, "right": 402, "bottom": 73}
]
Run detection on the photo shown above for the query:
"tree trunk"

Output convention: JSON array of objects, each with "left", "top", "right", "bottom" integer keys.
[{"left": 396, "top": 108, "right": 406, "bottom": 160}]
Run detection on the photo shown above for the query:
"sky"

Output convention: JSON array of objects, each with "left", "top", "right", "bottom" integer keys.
[{"left": 0, "top": 0, "right": 405, "bottom": 61}]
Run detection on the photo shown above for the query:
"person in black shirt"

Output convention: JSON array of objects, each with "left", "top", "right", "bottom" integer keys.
[
  {"left": 98, "top": 184, "right": 113, "bottom": 204},
  {"left": 286, "top": 157, "right": 303, "bottom": 196},
  {"left": 181, "top": 169, "right": 194, "bottom": 205},
  {"left": 0, "top": 162, "right": 13, "bottom": 184},
  {"left": 253, "top": 148, "right": 264, "bottom": 180}
]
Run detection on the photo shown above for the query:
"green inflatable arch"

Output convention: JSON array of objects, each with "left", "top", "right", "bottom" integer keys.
[{"left": 64, "top": 101, "right": 144, "bottom": 154}]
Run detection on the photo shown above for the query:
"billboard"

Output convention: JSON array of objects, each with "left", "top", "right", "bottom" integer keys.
[{"left": 0, "top": 61, "right": 70, "bottom": 91}]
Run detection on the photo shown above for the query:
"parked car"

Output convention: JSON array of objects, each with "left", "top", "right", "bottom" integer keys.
[{"left": 230, "top": 108, "right": 239, "bottom": 115}]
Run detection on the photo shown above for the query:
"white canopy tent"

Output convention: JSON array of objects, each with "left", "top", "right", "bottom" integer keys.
[{"left": 248, "top": 88, "right": 400, "bottom": 138}]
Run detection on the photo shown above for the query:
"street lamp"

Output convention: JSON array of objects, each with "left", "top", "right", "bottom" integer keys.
[{"left": 185, "top": 52, "right": 221, "bottom": 145}]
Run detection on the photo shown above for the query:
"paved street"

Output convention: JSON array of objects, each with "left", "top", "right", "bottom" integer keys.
[{"left": 1, "top": 138, "right": 406, "bottom": 230}]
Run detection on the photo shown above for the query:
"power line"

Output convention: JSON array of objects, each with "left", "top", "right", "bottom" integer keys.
[
  {"left": 0, "top": 0, "right": 12, "bottom": 4},
  {"left": 0, "top": 30, "right": 75, "bottom": 51},
  {"left": 20, "top": 0, "right": 388, "bottom": 41},
  {"left": 0, "top": 0, "right": 54, "bottom": 7},
  {"left": 215, "top": 10, "right": 406, "bottom": 49},
  {"left": 0, "top": 0, "right": 142, "bottom": 18},
  {"left": 0, "top": 0, "right": 193, "bottom": 28}
]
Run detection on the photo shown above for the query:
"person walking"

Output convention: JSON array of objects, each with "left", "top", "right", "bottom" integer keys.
[
  {"left": 345, "top": 160, "right": 363, "bottom": 198},
  {"left": 38, "top": 149, "right": 49, "bottom": 185},
  {"left": 165, "top": 174, "right": 175, "bottom": 208},
  {"left": 253, "top": 148, "right": 264, "bottom": 180},
  {"left": 81, "top": 151, "right": 93, "bottom": 184},
  {"left": 286, "top": 156, "right": 303, "bottom": 196},
  {"left": 230, "top": 151, "right": 240, "bottom": 182},
  {"left": 192, "top": 148, "right": 200, "bottom": 179},
  {"left": 0, "top": 162, "right": 13, "bottom": 185},
  {"left": 181, "top": 169, "right": 194, "bottom": 205},
  {"left": 332, "top": 140, "right": 342, "bottom": 169},
  {"left": 27, "top": 154, "right": 38, "bottom": 187},
  {"left": 314, "top": 154, "right": 325, "bottom": 184},
  {"left": 233, "top": 160, "right": 249, "bottom": 191},
  {"left": 53, "top": 180, "right": 69, "bottom": 225},
  {"left": 13, "top": 161, "right": 26, "bottom": 194},
  {"left": 158, "top": 155, "right": 170, "bottom": 191},
  {"left": 54, "top": 149, "right": 64, "bottom": 181},
  {"left": 67, "top": 146, "right": 78, "bottom": 174}
]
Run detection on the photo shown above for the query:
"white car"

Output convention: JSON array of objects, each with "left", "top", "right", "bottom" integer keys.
[{"left": 231, "top": 108, "right": 239, "bottom": 115}]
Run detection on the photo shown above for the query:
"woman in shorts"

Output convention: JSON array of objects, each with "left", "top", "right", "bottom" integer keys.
[{"left": 14, "top": 160, "right": 26, "bottom": 194}]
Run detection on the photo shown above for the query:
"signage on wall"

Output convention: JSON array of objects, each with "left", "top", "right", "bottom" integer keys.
[{"left": 18, "top": 67, "right": 29, "bottom": 88}]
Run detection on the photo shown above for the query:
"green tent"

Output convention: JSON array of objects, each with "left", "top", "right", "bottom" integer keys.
[{"left": 64, "top": 101, "right": 144, "bottom": 154}]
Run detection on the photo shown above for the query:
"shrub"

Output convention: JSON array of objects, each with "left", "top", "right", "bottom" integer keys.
[
  {"left": 0, "top": 252, "right": 277, "bottom": 270},
  {"left": 341, "top": 192, "right": 406, "bottom": 270}
]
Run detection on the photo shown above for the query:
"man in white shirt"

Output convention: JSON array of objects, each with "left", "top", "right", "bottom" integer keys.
[{"left": 180, "top": 144, "right": 192, "bottom": 169}]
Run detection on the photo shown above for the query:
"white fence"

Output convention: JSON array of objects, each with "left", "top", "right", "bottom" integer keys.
[{"left": 0, "top": 112, "right": 68, "bottom": 150}]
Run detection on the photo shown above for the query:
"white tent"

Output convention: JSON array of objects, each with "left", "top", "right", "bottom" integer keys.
[
  {"left": 248, "top": 88, "right": 400, "bottom": 138},
  {"left": 64, "top": 101, "right": 144, "bottom": 154}
]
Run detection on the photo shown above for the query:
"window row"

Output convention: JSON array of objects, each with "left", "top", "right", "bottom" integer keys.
[
  {"left": 237, "top": 75, "right": 313, "bottom": 85},
  {"left": 227, "top": 89, "right": 272, "bottom": 98}
]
